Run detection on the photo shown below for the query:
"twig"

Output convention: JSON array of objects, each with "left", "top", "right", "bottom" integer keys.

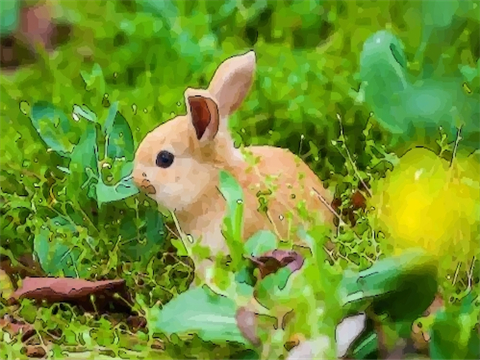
[
  {"left": 298, "top": 134, "right": 304, "bottom": 155},
  {"left": 312, "top": 187, "right": 346, "bottom": 227},
  {"left": 467, "top": 256, "right": 476, "bottom": 290},
  {"left": 323, "top": 245, "right": 336, "bottom": 264},
  {"left": 164, "top": 223, "right": 180, "bottom": 239},
  {"left": 450, "top": 125, "right": 463, "bottom": 168},
  {"left": 170, "top": 210, "right": 193, "bottom": 258},
  {"left": 337, "top": 114, "right": 373, "bottom": 197},
  {"left": 452, "top": 262, "right": 461, "bottom": 286}
]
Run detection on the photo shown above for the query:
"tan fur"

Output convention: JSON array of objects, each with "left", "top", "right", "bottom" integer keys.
[{"left": 133, "top": 51, "right": 334, "bottom": 274}]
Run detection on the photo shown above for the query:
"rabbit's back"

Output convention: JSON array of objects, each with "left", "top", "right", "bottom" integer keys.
[{"left": 237, "top": 146, "right": 335, "bottom": 243}]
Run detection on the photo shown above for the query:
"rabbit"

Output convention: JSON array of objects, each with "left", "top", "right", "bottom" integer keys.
[{"left": 133, "top": 50, "right": 335, "bottom": 281}]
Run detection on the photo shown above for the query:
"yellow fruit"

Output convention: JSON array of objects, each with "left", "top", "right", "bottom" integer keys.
[{"left": 371, "top": 147, "right": 479, "bottom": 260}]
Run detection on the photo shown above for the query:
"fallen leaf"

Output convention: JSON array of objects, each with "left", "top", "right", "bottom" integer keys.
[
  {"left": 235, "top": 306, "right": 261, "bottom": 347},
  {"left": 331, "top": 190, "right": 366, "bottom": 227},
  {"left": 9, "top": 277, "right": 132, "bottom": 313},
  {"left": 0, "top": 253, "right": 44, "bottom": 281},
  {"left": 351, "top": 190, "right": 367, "bottom": 210},
  {"left": 151, "top": 339, "right": 165, "bottom": 350},
  {"left": 0, "top": 315, "right": 35, "bottom": 342},
  {"left": 285, "top": 333, "right": 305, "bottom": 351},
  {"left": 126, "top": 315, "right": 147, "bottom": 332},
  {"left": 249, "top": 249, "right": 304, "bottom": 279},
  {"left": 25, "top": 345, "right": 46, "bottom": 358},
  {"left": 281, "top": 309, "right": 295, "bottom": 330}
]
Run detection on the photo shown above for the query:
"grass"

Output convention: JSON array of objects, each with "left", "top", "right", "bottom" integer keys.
[{"left": 1, "top": 0, "right": 479, "bottom": 359}]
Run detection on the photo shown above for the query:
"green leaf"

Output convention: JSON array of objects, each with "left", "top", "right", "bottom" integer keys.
[
  {"left": 234, "top": 265, "right": 257, "bottom": 292},
  {"left": 121, "top": 208, "right": 165, "bottom": 262},
  {"left": 173, "top": 30, "right": 203, "bottom": 72},
  {"left": 30, "top": 101, "right": 75, "bottom": 155},
  {"left": 171, "top": 238, "right": 189, "bottom": 257},
  {"left": 138, "top": 0, "right": 178, "bottom": 29},
  {"left": 73, "top": 104, "right": 97, "bottom": 123},
  {"left": 429, "top": 294, "right": 480, "bottom": 359},
  {"left": 0, "top": 0, "right": 20, "bottom": 37},
  {"left": 339, "top": 249, "right": 438, "bottom": 322},
  {"left": 33, "top": 217, "right": 87, "bottom": 277},
  {"left": 244, "top": 230, "right": 278, "bottom": 257},
  {"left": 80, "top": 63, "right": 105, "bottom": 95},
  {"left": 147, "top": 286, "right": 249, "bottom": 345},
  {"left": 421, "top": 0, "right": 459, "bottom": 29},
  {"left": 3, "top": 193, "right": 31, "bottom": 210},
  {"left": 104, "top": 102, "right": 135, "bottom": 161},
  {"left": 360, "top": 30, "right": 480, "bottom": 153},
  {"left": 68, "top": 122, "right": 99, "bottom": 202},
  {"left": 360, "top": 31, "right": 410, "bottom": 135},
  {"left": 218, "top": 170, "right": 245, "bottom": 271},
  {"left": 96, "top": 174, "right": 139, "bottom": 207},
  {"left": 254, "top": 262, "right": 304, "bottom": 311},
  {"left": 351, "top": 331, "right": 378, "bottom": 360}
]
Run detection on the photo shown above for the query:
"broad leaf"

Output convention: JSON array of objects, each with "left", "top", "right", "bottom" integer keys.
[
  {"left": 459, "top": 60, "right": 480, "bottom": 83},
  {"left": 33, "top": 217, "right": 88, "bottom": 277},
  {"left": 103, "top": 102, "right": 135, "bottom": 161},
  {"left": 350, "top": 331, "right": 378, "bottom": 360},
  {"left": 218, "top": 170, "right": 245, "bottom": 271},
  {"left": 147, "top": 286, "right": 249, "bottom": 345},
  {"left": 80, "top": 63, "right": 105, "bottom": 95},
  {"left": 359, "top": 30, "right": 480, "bottom": 153},
  {"left": 120, "top": 208, "right": 165, "bottom": 262},
  {"left": 429, "top": 294, "right": 480, "bottom": 360},
  {"left": 67, "top": 122, "right": 99, "bottom": 203},
  {"left": 73, "top": 104, "right": 97, "bottom": 123},
  {"left": 0, "top": 0, "right": 20, "bottom": 37},
  {"left": 30, "top": 101, "right": 75, "bottom": 155},
  {"left": 360, "top": 30, "right": 409, "bottom": 131},
  {"left": 339, "top": 249, "right": 438, "bottom": 322},
  {"left": 137, "top": 0, "right": 178, "bottom": 29},
  {"left": 421, "top": 0, "right": 459, "bottom": 30},
  {"left": 254, "top": 255, "right": 307, "bottom": 311},
  {"left": 244, "top": 230, "right": 278, "bottom": 257},
  {"left": 96, "top": 174, "right": 139, "bottom": 207}
]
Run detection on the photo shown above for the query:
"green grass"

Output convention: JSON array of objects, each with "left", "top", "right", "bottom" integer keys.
[{"left": 1, "top": 0, "right": 479, "bottom": 359}]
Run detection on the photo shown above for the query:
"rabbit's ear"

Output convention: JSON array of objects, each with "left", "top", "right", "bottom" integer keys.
[
  {"left": 208, "top": 50, "right": 256, "bottom": 118},
  {"left": 185, "top": 88, "right": 220, "bottom": 142}
]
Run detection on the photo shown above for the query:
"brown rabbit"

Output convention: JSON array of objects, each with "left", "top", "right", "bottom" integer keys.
[{"left": 133, "top": 51, "right": 335, "bottom": 280}]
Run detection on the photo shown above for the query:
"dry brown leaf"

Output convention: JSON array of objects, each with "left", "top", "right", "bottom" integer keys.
[
  {"left": 249, "top": 249, "right": 304, "bottom": 279},
  {"left": 24, "top": 345, "right": 46, "bottom": 358},
  {"left": 0, "top": 315, "right": 35, "bottom": 342},
  {"left": 9, "top": 277, "right": 132, "bottom": 313},
  {"left": 235, "top": 306, "right": 261, "bottom": 347}
]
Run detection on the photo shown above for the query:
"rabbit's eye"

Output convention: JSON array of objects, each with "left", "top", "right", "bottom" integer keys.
[{"left": 156, "top": 150, "right": 174, "bottom": 168}]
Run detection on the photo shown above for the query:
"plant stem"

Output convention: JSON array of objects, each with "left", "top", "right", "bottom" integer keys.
[
  {"left": 337, "top": 114, "right": 373, "bottom": 197},
  {"left": 450, "top": 125, "right": 463, "bottom": 168},
  {"left": 312, "top": 187, "right": 346, "bottom": 227}
]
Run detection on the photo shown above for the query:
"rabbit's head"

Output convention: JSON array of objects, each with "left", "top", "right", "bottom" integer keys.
[{"left": 133, "top": 51, "right": 256, "bottom": 212}]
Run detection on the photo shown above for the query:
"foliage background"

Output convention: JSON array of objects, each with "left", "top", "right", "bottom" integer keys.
[{"left": 0, "top": 0, "right": 479, "bottom": 359}]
